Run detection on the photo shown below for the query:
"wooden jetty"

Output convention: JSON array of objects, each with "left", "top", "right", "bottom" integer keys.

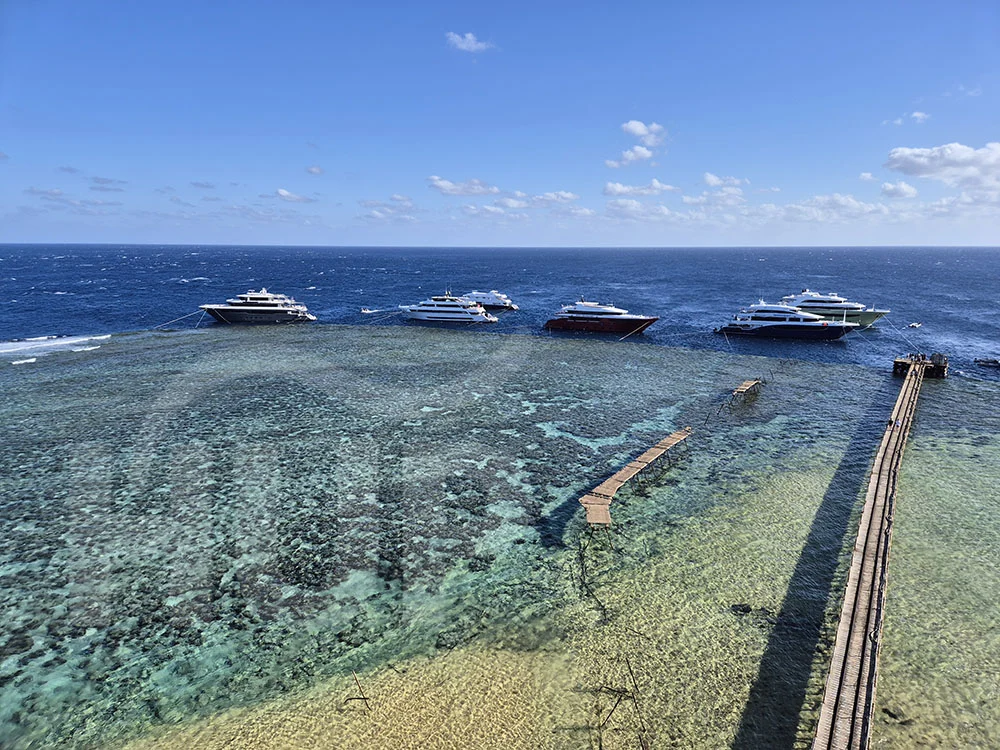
[
  {"left": 729, "top": 378, "right": 763, "bottom": 406},
  {"left": 578, "top": 426, "right": 692, "bottom": 527},
  {"left": 812, "top": 358, "right": 933, "bottom": 750}
]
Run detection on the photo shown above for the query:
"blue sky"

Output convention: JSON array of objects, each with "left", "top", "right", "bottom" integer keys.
[{"left": 1, "top": 0, "right": 998, "bottom": 246}]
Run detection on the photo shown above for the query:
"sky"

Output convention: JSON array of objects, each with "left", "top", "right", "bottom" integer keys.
[{"left": 1, "top": 0, "right": 999, "bottom": 246}]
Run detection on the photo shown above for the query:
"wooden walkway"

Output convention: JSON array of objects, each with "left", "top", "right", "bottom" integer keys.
[
  {"left": 812, "top": 360, "right": 928, "bottom": 750},
  {"left": 579, "top": 426, "right": 692, "bottom": 527},
  {"left": 733, "top": 379, "right": 763, "bottom": 397}
]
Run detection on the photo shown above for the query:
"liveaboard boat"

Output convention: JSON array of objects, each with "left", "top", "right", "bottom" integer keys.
[
  {"left": 399, "top": 294, "right": 498, "bottom": 323},
  {"left": 974, "top": 358, "right": 1000, "bottom": 368},
  {"left": 543, "top": 299, "right": 658, "bottom": 335},
  {"left": 199, "top": 288, "right": 316, "bottom": 324},
  {"left": 462, "top": 290, "right": 519, "bottom": 310},
  {"left": 715, "top": 301, "right": 858, "bottom": 340},
  {"left": 780, "top": 289, "right": 889, "bottom": 327}
]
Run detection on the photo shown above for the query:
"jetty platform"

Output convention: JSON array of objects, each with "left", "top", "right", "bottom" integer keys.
[
  {"left": 812, "top": 357, "right": 936, "bottom": 749},
  {"left": 578, "top": 426, "right": 692, "bottom": 527}
]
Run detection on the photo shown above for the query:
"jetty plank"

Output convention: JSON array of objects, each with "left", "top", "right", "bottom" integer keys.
[
  {"left": 577, "top": 426, "right": 692, "bottom": 527},
  {"left": 812, "top": 359, "right": 928, "bottom": 750}
]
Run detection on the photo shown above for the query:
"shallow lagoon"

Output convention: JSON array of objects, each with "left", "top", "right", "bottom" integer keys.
[{"left": 1, "top": 325, "right": 996, "bottom": 749}]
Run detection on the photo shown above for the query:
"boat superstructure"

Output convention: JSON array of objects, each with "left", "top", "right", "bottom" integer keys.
[
  {"left": 399, "top": 294, "right": 498, "bottom": 323},
  {"left": 462, "top": 290, "right": 519, "bottom": 310},
  {"left": 200, "top": 288, "right": 316, "bottom": 324},
  {"left": 780, "top": 289, "right": 889, "bottom": 327},
  {"left": 544, "top": 299, "right": 658, "bottom": 335},
  {"left": 715, "top": 301, "right": 858, "bottom": 340}
]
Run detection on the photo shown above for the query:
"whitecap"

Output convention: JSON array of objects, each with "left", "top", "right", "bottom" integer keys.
[
  {"left": 11, "top": 358, "right": 36, "bottom": 365},
  {"left": 71, "top": 346, "right": 101, "bottom": 352}
]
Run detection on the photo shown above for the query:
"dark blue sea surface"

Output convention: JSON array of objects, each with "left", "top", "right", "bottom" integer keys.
[{"left": 2, "top": 245, "right": 999, "bottom": 372}]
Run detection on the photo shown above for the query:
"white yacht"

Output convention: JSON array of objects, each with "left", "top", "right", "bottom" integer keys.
[
  {"left": 715, "top": 301, "right": 858, "bottom": 340},
  {"left": 399, "top": 293, "right": 498, "bottom": 323},
  {"left": 780, "top": 289, "right": 889, "bottom": 328},
  {"left": 200, "top": 288, "right": 316, "bottom": 324},
  {"left": 461, "top": 290, "right": 519, "bottom": 311}
]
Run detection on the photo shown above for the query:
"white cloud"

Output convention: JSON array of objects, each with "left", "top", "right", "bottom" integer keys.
[
  {"left": 780, "top": 193, "right": 889, "bottom": 223},
  {"left": 603, "top": 178, "right": 679, "bottom": 196},
  {"left": 427, "top": 175, "right": 501, "bottom": 196},
  {"left": 859, "top": 172, "right": 875, "bottom": 181},
  {"left": 306, "top": 166, "right": 323, "bottom": 175},
  {"left": 910, "top": 111, "right": 930, "bottom": 124},
  {"left": 553, "top": 205, "right": 597, "bottom": 218},
  {"left": 24, "top": 187, "right": 63, "bottom": 197},
  {"left": 446, "top": 32, "right": 493, "bottom": 53},
  {"left": 881, "top": 180, "right": 918, "bottom": 199},
  {"left": 885, "top": 142, "right": 1000, "bottom": 189},
  {"left": 683, "top": 186, "right": 746, "bottom": 206},
  {"left": 359, "top": 195, "right": 417, "bottom": 223},
  {"left": 496, "top": 197, "right": 529, "bottom": 209},
  {"left": 755, "top": 186, "right": 781, "bottom": 193},
  {"left": 606, "top": 199, "right": 684, "bottom": 222},
  {"left": 881, "top": 117, "right": 904, "bottom": 126},
  {"left": 605, "top": 145, "right": 653, "bottom": 168},
  {"left": 276, "top": 188, "right": 315, "bottom": 203},
  {"left": 532, "top": 190, "right": 579, "bottom": 205},
  {"left": 170, "top": 196, "right": 197, "bottom": 208},
  {"left": 621, "top": 120, "right": 665, "bottom": 147},
  {"left": 704, "top": 172, "right": 747, "bottom": 187},
  {"left": 190, "top": 181, "right": 215, "bottom": 189},
  {"left": 462, "top": 204, "right": 528, "bottom": 220},
  {"left": 958, "top": 84, "right": 982, "bottom": 97}
]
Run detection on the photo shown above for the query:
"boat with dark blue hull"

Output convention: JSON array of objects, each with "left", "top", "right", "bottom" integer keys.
[{"left": 714, "top": 301, "right": 858, "bottom": 340}]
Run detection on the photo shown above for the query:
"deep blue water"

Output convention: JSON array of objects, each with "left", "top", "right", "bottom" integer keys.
[{"left": 2, "top": 245, "right": 999, "bottom": 372}]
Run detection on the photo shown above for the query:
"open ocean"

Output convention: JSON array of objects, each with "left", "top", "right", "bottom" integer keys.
[{"left": 1, "top": 245, "right": 998, "bottom": 749}]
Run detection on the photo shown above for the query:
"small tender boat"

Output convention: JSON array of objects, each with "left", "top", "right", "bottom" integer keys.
[
  {"left": 908, "top": 322, "right": 922, "bottom": 328},
  {"left": 544, "top": 299, "right": 658, "bottom": 335},
  {"left": 715, "top": 301, "right": 858, "bottom": 340},
  {"left": 974, "top": 358, "right": 1000, "bottom": 368},
  {"left": 200, "top": 288, "right": 316, "bottom": 324}
]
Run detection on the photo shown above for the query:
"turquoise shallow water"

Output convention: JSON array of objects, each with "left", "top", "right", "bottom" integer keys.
[{"left": 0, "top": 325, "right": 997, "bottom": 748}]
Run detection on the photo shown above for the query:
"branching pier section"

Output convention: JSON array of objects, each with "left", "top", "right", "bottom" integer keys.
[
  {"left": 579, "top": 426, "right": 692, "bottom": 527},
  {"left": 812, "top": 357, "right": 935, "bottom": 750}
]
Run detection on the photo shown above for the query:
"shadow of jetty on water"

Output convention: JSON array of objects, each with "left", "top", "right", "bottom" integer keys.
[{"left": 732, "top": 379, "right": 897, "bottom": 749}]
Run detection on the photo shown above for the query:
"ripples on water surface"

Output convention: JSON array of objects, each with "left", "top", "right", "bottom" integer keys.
[{"left": 1, "top": 247, "right": 998, "bottom": 749}]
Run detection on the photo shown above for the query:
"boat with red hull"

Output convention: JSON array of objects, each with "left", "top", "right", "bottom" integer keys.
[{"left": 544, "top": 299, "right": 658, "bottom": 335}]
